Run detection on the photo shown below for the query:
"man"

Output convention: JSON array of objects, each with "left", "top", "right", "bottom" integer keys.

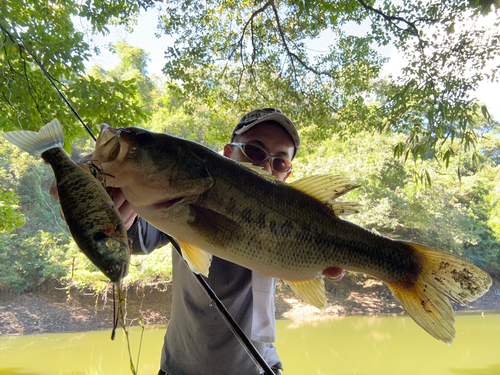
[
  {"left": 126, "top": 108, "right": 298, "bottom": 374},
  {"left": 57, "top": 108, "right": 344, "bottom": 374}
]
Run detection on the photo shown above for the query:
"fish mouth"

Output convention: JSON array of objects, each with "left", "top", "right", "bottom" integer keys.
[
  {"left": 150, "top": 196, "right": 187, "bottom": 210},
  {"left": 105, "top": 260, "right": 129, "bottom": 283},
  {"left": 96, "top": 124, "right": 131, "bottom": 164},
  {"left": 96, "top": 125, "right": 154, "bottom": 164}
]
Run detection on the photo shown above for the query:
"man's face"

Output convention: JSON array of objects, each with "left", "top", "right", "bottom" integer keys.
[{"left": 224, "top": 121, "right": 295, "bottom": 182}]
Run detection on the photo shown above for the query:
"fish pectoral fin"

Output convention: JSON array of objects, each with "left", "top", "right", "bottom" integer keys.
[
  {"left": 177, "top": 239, "right": 212, "bottom": 277},
  {"left": 188, "top": 205, "right": 243, "bottom": 248},
  {"left": 284, "top": 277, "right": 327, "bottom": 310},
  {"left": 385, "top": 241, "right": 492, "bottom": 344},
  {"left": 289, "top": 175, "right": 361, "bottom": 217}
]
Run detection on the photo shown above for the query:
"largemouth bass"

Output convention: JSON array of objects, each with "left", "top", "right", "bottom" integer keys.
[
  {"left": 2, "top": 119, "right": 130, "bottom": 282},
  {"left": 94, "top": 125, "right": 491, "bottom": 344}
]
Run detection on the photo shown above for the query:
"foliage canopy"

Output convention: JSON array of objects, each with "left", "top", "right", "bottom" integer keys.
[
  {"left": 159, "top": 0, "right": 500, "bottom": 158},
  {"left": 0, "top": 0, "right": 155, "bottom": 143},
  {"left": 1, "top": 1, "right": 498, "bottom": 151}
]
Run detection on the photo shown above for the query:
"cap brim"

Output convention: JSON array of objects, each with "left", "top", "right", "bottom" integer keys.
[{"left": 233, "top": 113, "right": 300, "bottom": 149}]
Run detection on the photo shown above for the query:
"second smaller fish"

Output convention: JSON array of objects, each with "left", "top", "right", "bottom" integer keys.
[{"left": 2, "top": 119, "right": 130, "bottom": 282}]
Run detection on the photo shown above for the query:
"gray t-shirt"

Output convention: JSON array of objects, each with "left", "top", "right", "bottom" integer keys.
[{"left": 129, "top": 218, "right": 282, "bottom": 375}]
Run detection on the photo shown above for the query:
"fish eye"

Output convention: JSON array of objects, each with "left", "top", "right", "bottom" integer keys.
[
  {"left": 111, "top": 263, "right": 121, "bottom": 272},
  {"left": 108, "top": 142, "right": 121, "bottom": 161}
]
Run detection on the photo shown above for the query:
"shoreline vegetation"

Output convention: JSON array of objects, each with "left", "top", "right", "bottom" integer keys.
[{"left": 1, "top": 273, "right": 499, "bottom": 337}]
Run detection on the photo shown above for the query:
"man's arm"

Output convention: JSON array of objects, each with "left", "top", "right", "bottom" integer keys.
[
  {"left": 128, "top": 216, "right": 172, "bottom": 255},
  {"left": 108, "top": 188, "right": 172, "bottom": 254}
]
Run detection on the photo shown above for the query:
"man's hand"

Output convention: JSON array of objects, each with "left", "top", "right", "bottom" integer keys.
[
  {"left": 109, "top": 187, "right": 137, "bottom": 229},
  {"left": 323, "top": 267, "right": 345, "bottom": 282}
]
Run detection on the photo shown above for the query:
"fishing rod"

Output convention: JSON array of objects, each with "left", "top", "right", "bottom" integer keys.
[
  {"left": 169, "top": 237, "right": 275, "bottom": 375},
  {"left": 1, "top": 20, "right": 275, "bottom": 375},
  {"left": 0, "top": 21, "right": 96, "bottom": 142}
]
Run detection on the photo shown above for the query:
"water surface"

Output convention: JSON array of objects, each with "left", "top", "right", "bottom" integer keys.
[{"left": 0, "top": 312, "right": 499, "bottom": 375}]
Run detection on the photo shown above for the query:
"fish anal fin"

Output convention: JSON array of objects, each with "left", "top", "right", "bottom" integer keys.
[
  {"left": 385, "top": 241, "right": 492, "bottom": 344},
  {"left": 284, "top": 277, "right": 326, "bottom": 310},
  {"left": 290, "top": 175, "right": 361, "bottom": 216},
  {"left": 177, "top": 239, "right": 212, "bottom": 277}
]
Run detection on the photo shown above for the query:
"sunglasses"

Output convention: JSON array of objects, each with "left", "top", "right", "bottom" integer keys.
[{"left": 231, "top": 143, "right": 293, "bottom": 173}]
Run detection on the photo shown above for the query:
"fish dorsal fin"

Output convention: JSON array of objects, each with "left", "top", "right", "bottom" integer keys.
[
  {"left": 290, "top": 175, "right": 359, "bottom": 200},
  {"left": 177, "top": 239, "right": 212, "bottom": 277},
  {"left": 329, "top": 201, "right": 362, "bottom": 217},
  {"left": 2, "top": 118, "right": 65, "bottom": 157},
  {"left": 239, "top": 162, "right": 277, "bottom": 181},
  {"left": 290, "top": 175, "right": 361, "bottom": 216},
  {"left": 284, "top": 277, "right": 327, "bottom": 310}
]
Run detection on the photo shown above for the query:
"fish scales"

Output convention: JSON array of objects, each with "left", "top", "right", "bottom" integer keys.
[
  {"left": 42, "top": 148, "right": 128, "bottom": 268},
  {"left": 94, "top": 125, "right": 492, "bottom": 344},
  {"left": 190, "top": 145, "right": 423, "bottom": 284}
]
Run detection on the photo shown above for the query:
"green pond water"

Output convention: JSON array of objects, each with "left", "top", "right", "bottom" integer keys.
[{"left": 0, "top": 312, "right": 499, "bottom": 375}]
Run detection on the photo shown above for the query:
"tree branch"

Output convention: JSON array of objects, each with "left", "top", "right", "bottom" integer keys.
[
  {"left": 356, "top": 0, "right": 436, "bottom": 91},
  {"left": 356, "top": 0, "right": 420, "bottom": 37},
  {"left": 270, "top": 1, "right": 338, "bottom": 80},
  {"left": 227, "top": 0, "right": 273, "bottom": 62},
  {"left": 20, "top": 47, "right": 47, "bottom": 122}
]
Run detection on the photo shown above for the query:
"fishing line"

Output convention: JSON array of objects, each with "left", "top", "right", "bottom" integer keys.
[{"left": 3, "top": 18, "right": 275, "bottom": 375}]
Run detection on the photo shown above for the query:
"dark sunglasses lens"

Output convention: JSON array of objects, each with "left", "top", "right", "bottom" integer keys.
[
  {"left": 243, "top": 144, "right": 267, "bottom": 163},
  {"left": 272, "top": 158, "right": 292, "bottom": 173}
]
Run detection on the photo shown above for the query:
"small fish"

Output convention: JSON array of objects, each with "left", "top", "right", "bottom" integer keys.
[
  {"left": 2, "top": 119, "right": 130, "bottom": 282},
  {"left": 94, "top": 125, "right": 491, "bottom": 344}
]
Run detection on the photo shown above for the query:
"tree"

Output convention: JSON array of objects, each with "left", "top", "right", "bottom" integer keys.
[
  {"left": 0, "top": 0, "right": 154, "bottom": 142},
  {"left": 2, "top": 1, "right": 498, "bottom": 153},
  {"left": 92, "top": 41, "right": 159, "bottom": 113},
  {"left": 0, "top": 41, "right": 174, "bottom": 292},
  {"left": 159, "top": 0, "right": 500, "bottom": 167}
]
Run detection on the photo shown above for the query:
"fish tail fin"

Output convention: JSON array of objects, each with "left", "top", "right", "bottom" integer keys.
[
  {"left": 386, "top": 242, "right": 491, "bottom": 344},
  {"left": 2, "top": 118, "right": 64, "bottom": 156}
]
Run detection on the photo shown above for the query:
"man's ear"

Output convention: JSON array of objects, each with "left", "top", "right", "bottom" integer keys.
[{"left": 223, "top": 144, "right": 233, "bottom": 158}]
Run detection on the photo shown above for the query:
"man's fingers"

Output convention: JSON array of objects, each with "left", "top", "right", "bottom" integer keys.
[
  {"left": 323, "top": 267, "right": 345, "bottom": 282},
  {"left": 110, "top": 188, "right": 137, "bottom": 229},
  {"left": 111, "top": 187, "right": 127, "bottom": 209},
  {"left": 120, "top": 200, "right": 137, "bottom": 229}
]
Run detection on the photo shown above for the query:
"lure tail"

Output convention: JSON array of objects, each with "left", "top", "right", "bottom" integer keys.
[
  {"left": 2, "top": 119, "right": 64, "bottom": 156},
  {"left": 385, "top": 242, "right": 492, "bottom": 344}
]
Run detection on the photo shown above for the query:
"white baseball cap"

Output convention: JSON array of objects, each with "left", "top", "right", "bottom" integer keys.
[{"left": 231, "top": 108, "right": 301, "bottom": 157}]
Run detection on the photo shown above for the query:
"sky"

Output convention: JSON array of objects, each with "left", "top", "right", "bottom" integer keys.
[{"left": 81, "top": 9, "right": 500, "bottom": 121}]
